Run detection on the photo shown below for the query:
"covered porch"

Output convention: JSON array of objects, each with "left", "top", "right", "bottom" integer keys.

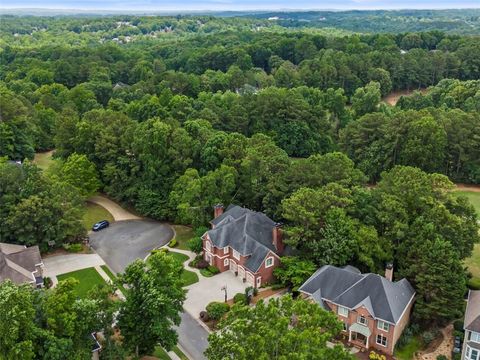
[{"left": 348, "top": 323, "right": 372, "bottom": 350}]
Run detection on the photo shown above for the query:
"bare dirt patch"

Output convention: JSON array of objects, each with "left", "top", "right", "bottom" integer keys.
[
  {"left": 415, "top": 324, "right": 453, "bottom": 360},
  {"left": 383, "top": 88, "right": 427, "bottom": 106}
]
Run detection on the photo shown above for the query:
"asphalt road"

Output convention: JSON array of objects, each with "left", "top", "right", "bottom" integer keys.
[
  {"left": 89, "top": 219, "right": 174, "bottom": 274},
  {"left": 176, "top": 312, "right": 209, "bottom": 360}
]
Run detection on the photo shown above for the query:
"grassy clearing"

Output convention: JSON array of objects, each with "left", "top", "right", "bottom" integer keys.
[
  {"left": 101, "top": 265, "right": 116, "bottom": 281},
  {"left": 172, "top": 346, "right": 189, "bottom": 360},
  {"left": 394, "top": 336, "right": 422, "bottom": 360},
  {"left": 456, "top": 191, "right": 480, "bottom": 216},
  {"left": 57, "top": 267, "right": 107, "bottom": 298},
  {"left": 171, "top": 225, "right": 194, "bottom": 250},
  {"left": 33, "top": 150, "right": 55, "bottom": 170},
  {"left": 466, "top": 244, "right": 480, "bottom": 283},
  {"left": 82, "top": 202, "right": 114, "bottom": 231},
  {"left": 168, "top": 251, "right": 198, "bottom": 286}
]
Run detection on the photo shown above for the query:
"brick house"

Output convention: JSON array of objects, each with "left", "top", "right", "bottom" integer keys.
[
  {"left": 299, "top": 264, "right": 415, "bottom": 355},
  {"left": 202, "top": 204, "right": 283, "bottom": 288},
  {"left": 462, "top": 290, "right": 480, "bottom": 360}
]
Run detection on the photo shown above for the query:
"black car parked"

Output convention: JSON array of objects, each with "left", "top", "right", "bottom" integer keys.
[{"left": 92, "top": 220, "right": 110, "bottom": 231}]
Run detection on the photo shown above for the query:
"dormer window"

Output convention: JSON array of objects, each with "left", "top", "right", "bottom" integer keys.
[
  {"left": 357, "top": 315, "right": 368, "bottom": 326},
  {"left": 233, "top": 249, "right": 240, "bottom": 260},
  {"left": 337, "top": 306, "right": 348, "bottom": 318},
  {"left": 223, "top": 247, "right": 229, "bottom": 255}
]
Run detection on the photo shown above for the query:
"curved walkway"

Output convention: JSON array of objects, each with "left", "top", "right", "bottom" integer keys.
[{"left": 88, "top": 195, "right": 141, "bottom": 221}]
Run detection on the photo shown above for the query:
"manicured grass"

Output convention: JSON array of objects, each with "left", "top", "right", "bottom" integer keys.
[
  {"left": 394, "top": 336, "right": 422, "bottom": 360},
  {"left": 456, "top": 191, "right": 480, "bottom": 216},
  {"left": 466, "top": 244, "right": 480, "bottom": 282},
  {"left": 82, "top": 202, "right": 114, "bottom": 231},
  {"left": 172, "top": 346, "right": 189, "bottom": 360},
  {"left": 152, "top": 346, "right": 171, "bottom": 360},
  {"left": 56, "top": 267, "right": 107, "bottom": 298},
  {"left": 101, "top": 265, "right": 116, "bottom": 281},
  {"left": 167, "top": 251, "right": 198, "bottom": 286},
  {"left": 33, "top": 150, "right": 55, "bottom": 170},
  {"left": 172, "top": 225, "right": 194, "bottom": 250}
]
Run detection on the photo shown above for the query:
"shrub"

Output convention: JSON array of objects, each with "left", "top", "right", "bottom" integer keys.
[
  {"left": 62, "top": 243, "right": 83, "bottom": 253},
  {"left": 207, "top": 265, "right": 220, "bottom": 275},
  {"left": 421, "top": 329, "right": 438, "bottom": 345},
  {"left": 453, "top": 320, "right": 464, "bottom": 332},
  {"left": 199, "top": 311, "right": 209, "bottom": 322},
  {"left": 206, "top": 302, "right": 230, "bottom": 321},
  {"left": 369, "top": 351, "right": 386, "bottom": 360},
  {"left": 453, "top": 353, "right": 461, "bottom": 360},
  {"left": 436, "top": 355, "right": 448, "bottom": 360},
  {"left": 43, "top": 276, "right": 53, "bottom": 288},
  {"left": 168, "top": 238, "right": 177, "bottom": 247},
  {"left": 194, "top": 226, "right": 208, "bottom": 238},
  {"left": 271, "top": 283, "right": 285, "bottom": 290},
  {"left": 468, "top": 278, "right": 480, "bottom": 290},
  {"left": 200, "top": 268, "right": 214, "bottom": 277},
  {"left": 196, "top": 259, "right": 209, "bottom": 269},
  {"left": 187, "top": 236, "right": 203, "bottom": 254},
  {"left": 233, "top": 293, "right": 246, "bottom": 305}
]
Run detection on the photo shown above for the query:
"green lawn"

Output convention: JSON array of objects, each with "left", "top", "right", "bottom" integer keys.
[
  {"left": 152, "top": 346, "right": 171, "bottom": 360},
  {"left": 100, "top": 265, "right": 116, "bottom": 281},
  {"left": 33, "top": 150, "right": 55, "bottom": 170},
  {"left": 456, "top": 191, "right": 480, "bottom": 216},
  {"left": 82, "top": 202, "right": 114, "bottom": 231},
  {"left": 394, "top": 336, "right": 422, "bottom": 360},
  {"left": 56, "top": 267, "right": 107, "bottom": 298},
  {"left": 172, "top": 225, "right": 194, "bottom": 250},
  {"left": 168, "top": 251, "right": 198, "bottom": 286},
  {"left": 172, "top": 346, "right": 189, "bottom": 360}
]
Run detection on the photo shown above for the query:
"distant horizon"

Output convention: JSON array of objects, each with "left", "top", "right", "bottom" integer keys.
[{"left": 1, "top": 0, "right": 479, "bottom": 12}]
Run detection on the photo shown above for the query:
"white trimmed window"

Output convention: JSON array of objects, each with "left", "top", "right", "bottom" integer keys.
[
  {"left": 337, "top": 306, "right": 349, "bottom": 318},
  {"left": 224, "top": 258, "right": 229, "bottom": 266},
  {"left": 206, "top": 241, "right": 211, "bottom": 252},
  {"left": 357, "top": 315, "right": 368, "bottom": 326},
  {"left": 342, "top": 322, "right": 348, "bottom": 331},
  {"left": 376, "top": 334, "right": 387, "bottom": 347},
  {"left": 265, "top": 257, "right": 274, "bottom": 268},
  {"left": 223, "top": 247, "right": 229, "bottom": 255},
  {"left": 471, "top": 331, "right": 480, "bottom": 343},
  {"left": 256, "top": 277, "right": 261, "bottom": 287},
  {"left": 466, "top": 345, "right": 480, "bottom": 360},
  {"left": 233, "top": 249, "right": 240, "bottom": 260},
  {"left": 377, "top": 320, "right": 390, "bottom": 332}
]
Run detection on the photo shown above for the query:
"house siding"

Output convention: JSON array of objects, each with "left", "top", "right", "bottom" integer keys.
[
  {"left": 202, "top": 235, "right": 280, "bottom": 288},
  {"left": 327, "top": 301, "right": 397, "bottom": 355}
]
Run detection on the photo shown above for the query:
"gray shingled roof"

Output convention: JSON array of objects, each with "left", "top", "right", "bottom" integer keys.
[
  {"left": 465, "top": 290, "right": 480, "bottom": 332},
  {"left": 298, "top": 265, "right": 415, "bottom": 324},
  {"left": 0, "top": 243, "right": 42, "bottom": 285},
  {"left": 207, "top": 205, "right": 277, "bottom": 273}
]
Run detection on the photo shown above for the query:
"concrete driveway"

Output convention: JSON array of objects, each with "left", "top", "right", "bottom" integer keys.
[
  {"left": 184, "top": 271, "right": 249, "bottom": 318},
  {"left": 88, "top": 195, "right": 141, "bottom": 221},
  {"left": 89, "top": 219, "right": 174, "bottom": 273}
]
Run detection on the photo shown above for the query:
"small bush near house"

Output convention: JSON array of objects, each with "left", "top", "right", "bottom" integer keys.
[
  {"left": 421, "top": 329, "right": 439, "bottom": 346},
  {"left": 436, "top": 355, "right": 448, "bottom": 360},
  {"left": 194, "top": 226, "right": 208, "bottom": 237},
  {"left": 453, "top": 353, "right": 461, "bottom": 360},
  {"left": 169, "top": 238, "right": 177, "bottom": 247},
  {"left": 369, "top": 351, "right": 386, "bottom": 360},
  {"left": 233, "top": 293, "right": 246, "bottom": 305},
  {"left": 43, "top": 276, "right": 53, "bottom": 288},
  {"left": 206, "top": 302, "right": 230, "bottom": 321},
  {"left": 200, "top": 311, "right": 209, "bottom": 322},
  {"left": 62, "top": 243, "right": 83, "bottom": 253},
  {"left": 192, "top": 259, "right": 209, "bottom": 269},
  {"left": 187, "top": 236, "right": 203, "bottom": 254},
  {"left": 454, "top": 320, "right": 464, "bottom": 332},
  {"left": 207, "top": 265, "right": 220, "bottom": 275}
]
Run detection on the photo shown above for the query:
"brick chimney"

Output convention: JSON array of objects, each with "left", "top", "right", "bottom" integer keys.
[
  {"left": 213, "top": 204, "right": 224, "bottom": 218},
  {"left": 272, "top": 223, "right": 284, "bottom": 253},
  {"left": 385, "top": 263, "right": 394, "bottom": 282}
]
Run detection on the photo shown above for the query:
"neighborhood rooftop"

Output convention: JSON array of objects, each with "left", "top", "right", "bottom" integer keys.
[
  {"left": 465, "top": 290, "right": 480, "bottom": 333},
  {"left": 0, "top": 243, "right": 43, "bottom": 285},
  {"left": 207, "top": 204, "right": 278, "bottom": 272},
  {"left": 299, "top": 265, "right": 415, "bottom": 324}
]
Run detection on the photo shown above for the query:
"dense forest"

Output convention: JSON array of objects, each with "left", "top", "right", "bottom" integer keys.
[{"left": 1, "top": 12, "right": 479, "bottom": 338}]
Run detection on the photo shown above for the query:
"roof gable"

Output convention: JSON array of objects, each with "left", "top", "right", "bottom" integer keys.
[
  {"left": 0, "top": 243, "right": 42, "bottom": 285},
  {"left": 465, "top": 291, "right": 480, "bottom": 332},
  {"left": 299, "top": 265, "right": 415, "bottom": 324}
]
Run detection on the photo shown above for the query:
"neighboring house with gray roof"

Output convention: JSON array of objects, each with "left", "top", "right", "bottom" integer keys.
[
  {"left": 0, "top": 243, "right": 44, "bottom": 287},
  {"left": 299, "top": 264, "right": 415, "bottom": 355},
  {"left": 202, "top": 204, "right": 284, "bottom": 288},
  {"left": 462, "top": 290, "right": 480, "bottom": 360}
]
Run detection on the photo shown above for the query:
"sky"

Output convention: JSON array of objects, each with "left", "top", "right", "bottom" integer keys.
[{"left": 1, "top": 0, "right": 479, "bottom": 11}]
